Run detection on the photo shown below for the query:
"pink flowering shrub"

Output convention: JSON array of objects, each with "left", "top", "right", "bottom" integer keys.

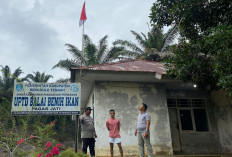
[
  {"left": 46, "top": 141, "right": 52, "bottom": 147},
  {"left": 38, "top": 153, "right": 43, "bottom": 157},
  {"left": 30, "top": 121, "right": 62, "bottom": 157},
  {"left": 17, "top": 139, "right": 24, "bottom": 144},
  {"left": 36, "top": 141, "right": 61, "bottom": 157},
  {"left": 0, "top": 114, "right": 38, "bottom": 156},
  {"left": 33, "top": 121, "right": 57, "bottom": 149},
  {"left": 52, "top": 146, "right": 59, "bottom": 155},
  {"left": 1, "top": 118, "right": 65, "bottom": 157}
]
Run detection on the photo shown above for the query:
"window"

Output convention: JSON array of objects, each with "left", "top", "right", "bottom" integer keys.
[
  {"left": 167, "top": 99, "right": 176, "bottom": 107},
  {"left": 178, "top": 99, "right": 191, "bottom": 107},
  {"left": 180, "top": 110, "right": 193, "bottom": 130},
  {"left": 193, "top": 109, "right": 209, "bottom": 131},
  {"left": 167, "top": 98, "right": 209, "bottom": 132},
  {"left": 192, "top": 99, "right": 205, "bottom": 107}
]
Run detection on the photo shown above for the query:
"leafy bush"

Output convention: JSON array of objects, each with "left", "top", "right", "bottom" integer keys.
[
  {"left": 60, "top": 148, "right": 88, "bottom": 157},
  {"left": 33, "top": 121, "right": 57, "bottom": 149}
]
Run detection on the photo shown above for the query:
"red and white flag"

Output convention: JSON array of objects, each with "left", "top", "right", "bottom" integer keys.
[{"left": 79, "top": 2, "right": 87, "bottom": 27}]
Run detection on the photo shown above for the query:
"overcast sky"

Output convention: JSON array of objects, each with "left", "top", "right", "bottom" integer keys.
[{"left": 0, "top": 0, "right": 155, "bottom": 82}]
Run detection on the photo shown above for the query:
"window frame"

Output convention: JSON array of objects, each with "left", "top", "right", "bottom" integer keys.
[{"left": 167, "top": 98, "right": 210, "bottom": 133}]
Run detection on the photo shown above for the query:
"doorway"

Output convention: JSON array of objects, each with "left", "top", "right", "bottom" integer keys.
[{"left": 168, "top": 108, "right": 182, "bottom": 152}]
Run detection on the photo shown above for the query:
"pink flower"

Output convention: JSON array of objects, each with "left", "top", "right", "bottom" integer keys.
[
  {"left": 37, "top": 153, "right": 43, "bottom": 157},
  {"left": 17, "top": 139, "right": 24, "bottom": 145},
  {"left": 49, "top": 122, "right": 55, "bottom": 126},
  {"left": 51, "top": 146, "right": 59, "bottom": 155},
  {"left": 43, "top": 147, "right": 47, "bottom": 150},
  {"left": 46, "top": 141, "right": 52, "bottom": 147},
  {"left": 56, "top": 143, "right": 61, "bottom": 147},
  {"left": 45, "top": 153, "right": 53, "bottom": 157},
  {"left": 30, "top": 135, "right": 34, "bottom": 138}
]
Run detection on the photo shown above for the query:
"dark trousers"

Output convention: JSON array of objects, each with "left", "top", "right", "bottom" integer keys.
[{"left": 82, "top": 138, "right": 95, "bottom": 156}]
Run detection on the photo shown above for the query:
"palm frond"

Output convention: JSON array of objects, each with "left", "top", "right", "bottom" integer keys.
[
  {"left": 41, "top": 72, "right": 45, "bottom": 82},
  {"left": 26, "top": 71, "right": 53, "bottom": 82},
  {"left": 148, "top": 27, "right": 164, "bottom": 51},
  {"left": 12, "top": 67, "right": 23, "bottom": 78},
  {"left": 19, "top": 77, "right": 29, "bottom": 82},
  {"left": 161, "top": 25, "right": 179, "bottom": 52},
  {"left": 65, "top": 44, "right": 87, "bottom": 65},
  {"left": 85, "top": 42, "right": 98, "bottom": 65},
  {"left": 56, "top": 78, "right": 70, "bottom": 83},
  {"left": 25, "top": 74, "right": 35, "bottom": 82},
  {"left": 113, "top": 40, "right": 144, "bottom": 54},
  {"left": 98, "top": 35, "right": 108, "bottom": 48},
  {"left": 145, "top": 48, "right": 175, "bottom": 61},
  {"left": 44, "top": 75, "right": 53, "bottom": 82},
  {"left": 1, "top": 65, "right": 10, "bottom": 80},
  {"left": 141, "top": 32, "right": 148, "bottom": 41},
  {"left": 150, "top": 26, "right": 163, "bottom": 37},
  {"left": 9, "top": 67, "right": 23, "bottom": 85},
  {"left": 97, "top": 35, "right": 108, "bottom": 63},
  {"left": 84, "top": 34, "right": 91, "bottom": 44},
  {"left": 101, "top": 46, "right": 125, "bottom": 63},
  {"left": 130, "top": 30, "right": 146, "bottom": 48},
  {"left": 34, "top": 71, "right": 41, "bottom": 82},
  {"left": 64, "top": 43, "right": 82, "bottom": 58},
  {"left": 117, "top": 50, "right": 140, "bottom": 56},
  {"left": 0, "top": 65, "right": 25, "bottom": 97},
  {"left": 0, "top": 76, "right": 3, "bottom": 85},
  {"left": 52, "top": 59, "right": 80, "bottom": 71}
]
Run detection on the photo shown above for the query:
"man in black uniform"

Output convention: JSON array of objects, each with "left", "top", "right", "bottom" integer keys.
[{"left": 79, "top": 107, "right": 97, "bottom": 157}]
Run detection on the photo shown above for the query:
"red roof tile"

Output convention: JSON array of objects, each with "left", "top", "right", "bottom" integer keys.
[{"left": 71, "top": 60, "right": 166, "bottom": 75}]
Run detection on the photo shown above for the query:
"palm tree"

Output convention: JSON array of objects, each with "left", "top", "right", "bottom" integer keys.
[
  {"left": 56, "top": 78, "right": 70, "bottom": 83},
  {"left": 26, "top": 71, "right": 53, "bottom": 82},
  {"left": 0, "top": 65, "right": 27, "bottom": 100},
  {"left": 53, "top": 35, "right": 124, "bottom": 71},
  {"left": 113, "top": 25, "right": 178, "bottom": 61}
]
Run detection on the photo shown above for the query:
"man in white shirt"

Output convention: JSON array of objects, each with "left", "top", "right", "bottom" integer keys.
[{"left": 135, "top": 103, "right": 153, "bottom": 157}]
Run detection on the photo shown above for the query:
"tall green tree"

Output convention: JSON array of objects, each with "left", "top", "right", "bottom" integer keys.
[
  {"left": 53, "top": 35, "right": 124, "bottom": 71},
  {"left": 0, "top": 65, "right": 27, "bottom": 100},
  {"left": 113, "top": 25, "right": 178, "bottom": 61},
  {"left": 25, "top": 71, "right": 53, "bottom": 82},
  {"left": 150, "top": 0, "right": 232, "bottom": 98},
  {"left": 150, "top": 0, "right": 232, "bottom": 40}
]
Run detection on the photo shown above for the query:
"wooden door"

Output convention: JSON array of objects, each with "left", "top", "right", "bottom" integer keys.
[{"left": 168, "top": 108, "right": 182, "bottom": 152}]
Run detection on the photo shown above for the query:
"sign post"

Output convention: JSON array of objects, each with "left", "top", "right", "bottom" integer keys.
[
  {"left": 75, "top": 115, "right": 79, "bottom": 153},
  {"left": 11, "top": 82, "right": 81, "bottom": 152}
]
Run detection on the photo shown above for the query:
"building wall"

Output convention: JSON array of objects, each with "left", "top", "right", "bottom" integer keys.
[
  {"left": 85, "top": 87, "right": 94, "bottom": 117},
  {"left": 212, "top": 90, "right": 232, "bottom": 153},
  {"left": 166, "top": 90, "right": 221, "bottom": 154},
  {"left": 93, "top": 82, "right": 173, "bottom": 156}
]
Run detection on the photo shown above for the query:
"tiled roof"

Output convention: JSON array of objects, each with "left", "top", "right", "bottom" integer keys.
[{"left": 71, "top": 60, "right": 166, "bottom": 75}]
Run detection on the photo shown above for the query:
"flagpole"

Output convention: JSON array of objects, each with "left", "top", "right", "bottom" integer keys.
[
  {"left": 80, "top": 21, "right": 84, "bottom": 77},
  {"left": 76, "top": 2, "right": 86, "bottom": 153}
]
